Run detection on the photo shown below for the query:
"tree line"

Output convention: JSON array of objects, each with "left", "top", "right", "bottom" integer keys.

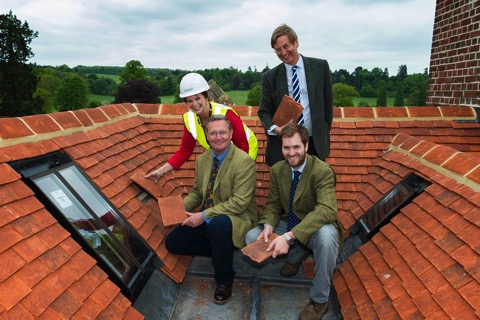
[{"left": 1, "top": 10, "right": 428, "bottom": 117}]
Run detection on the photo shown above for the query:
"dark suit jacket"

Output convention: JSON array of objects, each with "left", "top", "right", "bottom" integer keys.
[
  {"left": 183, "top": 144, "right": 259, "bottom": 248},
  {"left": 258, "top": 155, "right": 343, "bottom": 247},
  {"left": 258, "top": 56, "right": 333, "bottom": 166}
]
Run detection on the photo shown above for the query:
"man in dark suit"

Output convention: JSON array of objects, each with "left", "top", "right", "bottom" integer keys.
[
  {"left": 245, "top": 123, "right": 343, "bottom": 319},
  {"left": 165, "top": 114, "right": 258, "bottom": 305},
  {"left": 258, "top": 24, "right": 333, "bottom": 166}
]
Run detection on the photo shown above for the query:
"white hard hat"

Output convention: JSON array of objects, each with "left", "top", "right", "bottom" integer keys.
[{"left": 179, "top": 73, "right": 210, "bottom": 98}]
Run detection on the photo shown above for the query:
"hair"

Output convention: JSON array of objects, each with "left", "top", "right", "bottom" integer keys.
[
  {"left": 205, "top": 114, "right": 232, "bottom": 132},
  {"left": 280, "top": 123, "right": 309, "bottom": 146},
  {"left": 183, "top": 91, "right": 209, "bottom": 102},
  {"left": 271, "top": 24, "right": 298, "bottom": 48}
]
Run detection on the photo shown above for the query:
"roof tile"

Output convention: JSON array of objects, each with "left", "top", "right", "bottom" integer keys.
[
  {"left": 70, "top": 297, "right": 103, "bottom": 320},
  {"left": 48, "top": 290, "right": 82, "bottom": 319},
  {"left": 2, "top": 303, "right": 35, "bottom": 320},
  {"left": 0, "top": 118, "right": 34, "bottom": 139},
  {"left": 15, "top": 258, "right": 52, "bottom": 288},
  {"left": 412, "top": 289, "right": 441, "bottom": 318},
  {"left": 0, "top": 275, "right": 31, "bottom": 311},
  {"left": 88, "top": 278, "right": 121, "bottom": 309},
  {"left": 21, "top": 114, "right": 62, "bottom": 135},
  {"left": 0, "top": 224, "right": 25, "bottom": 253},
  {"left": 392, "top": 292, "right": 420, "bottom": 318},
  {"left": 432, "top": 283, "right": 476, "bottom": 319},
  {"left": 0, "top": 249, "right": 25, "bottom": 282}
]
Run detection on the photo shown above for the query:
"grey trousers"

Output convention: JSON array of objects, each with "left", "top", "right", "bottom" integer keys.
[{"left": 245, "top": 220, "right": 339, "bottom": 304}]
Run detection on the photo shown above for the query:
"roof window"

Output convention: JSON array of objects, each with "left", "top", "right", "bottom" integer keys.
[
  {"left": 9, "top": 151, "right": 157, "bottom": 301},
  {"left": 350, "top": 172, "right": 431, "bottom": 241}
]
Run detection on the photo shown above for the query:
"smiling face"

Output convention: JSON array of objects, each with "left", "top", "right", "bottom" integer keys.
[
  {"left": 185, "top": 93, "right": 209, "bottom": 116},
  {"left": 206, "top": 118, "right": 233, "bottom": 155},
  {"left": 273, "top": 34, "right": 300, "bottom": 66},
  {"left": 281, "top": 132, "right": 308, "bottom": 170}
]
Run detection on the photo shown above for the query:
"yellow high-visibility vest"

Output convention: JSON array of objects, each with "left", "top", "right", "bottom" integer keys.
[{"left": 183, "top": 102, "right": 258, "bottom": 159}]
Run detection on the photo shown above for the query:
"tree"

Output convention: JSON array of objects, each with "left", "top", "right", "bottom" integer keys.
[
  {"left": 114, "top": 79, "right": 161, "bottom": 104},
  {"left": 119, "top": 60, "right": 147, "bottom": 83},
  {"left": 397, "top": 65, "right": 408, "bottom": 80},
  {"left": 246, "top": 85, "right": 261, "bottom": 106},
  {"left": 333, "top": 83, "right": 359, "bottom": 107},
  {"left": 394, "top": 82, "right": 404, "bottom": 106},
  {"left": 376, "top": 81, "right": 387, "bottom": 107},
  {"left": 359, "top": 82, "right": 376, "bottom": 98},
  {"left": 0, "top": 11, "right": 42, "bottom": 116},
  {"left": 55, "top": 74, "right": 89, "bottom": 111}
]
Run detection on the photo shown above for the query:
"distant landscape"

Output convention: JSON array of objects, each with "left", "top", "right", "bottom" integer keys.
[
  {"left": 89, "top": 91, "right": 396, "bottom": 107},
  {"left": 88, "top": 74, "right": 397, "bottom": 107}
]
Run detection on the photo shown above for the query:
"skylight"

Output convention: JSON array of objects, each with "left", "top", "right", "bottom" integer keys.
[
  {"left": 350, "top": 172, "right": 431, "bottom": 240},
  {"left": 9, "top": 151, "right": 157, "bottom": 301}
]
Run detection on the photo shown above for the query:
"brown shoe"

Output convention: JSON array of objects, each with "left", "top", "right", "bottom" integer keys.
[
  {"left": 299, "top": 299, "right": 329, "bottom": 320},
  {"left": 214, "top": 283, "right": 232, "bottom": 305},
  {"left": 280, "top": 249, "right": 311, "bottom": 277}
]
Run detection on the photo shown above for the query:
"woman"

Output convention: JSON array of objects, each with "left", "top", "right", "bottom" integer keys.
[{"left": 145, "top": 73, "right": 258, "bottom": 182}]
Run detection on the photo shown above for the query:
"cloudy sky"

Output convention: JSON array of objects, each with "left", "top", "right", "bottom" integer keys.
[{"left": 2, "top": 0, "right": 435, "bottom": 74}]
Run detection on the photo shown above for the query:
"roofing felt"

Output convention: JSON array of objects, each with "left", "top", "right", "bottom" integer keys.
[{"left": 0, "top": 103, "right": 479, "bottom": 319}]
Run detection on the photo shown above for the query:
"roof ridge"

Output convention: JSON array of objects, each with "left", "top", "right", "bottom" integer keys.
[{"left": 390, "top": 133, "right": 480, "bottom": 191}]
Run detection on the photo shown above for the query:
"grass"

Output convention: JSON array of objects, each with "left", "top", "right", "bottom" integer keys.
[
  {"left": 351, "top": 97, "right": 397, "bottom": 107},
  {"left": 225, "top": 90, "right": 249, "bottom": 105},
  {"left": 89, "top": 90, "right": 399, "bottom": 107},
  {"left": 88, "top": 94, "right": 115, "bottom": 104},
  {"left": 96, "top": 74, "right": 121, "bottom": 83}
]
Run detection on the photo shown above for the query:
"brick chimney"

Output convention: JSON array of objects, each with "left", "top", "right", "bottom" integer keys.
[{"left": 427, "top": 0, "right": 480, "bottom": 107}]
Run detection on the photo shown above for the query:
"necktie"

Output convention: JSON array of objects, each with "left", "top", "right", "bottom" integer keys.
[
  {"left": 202, "top": 156, "right": 219, "bottom": 210},
  {"left": 291, "top": 65, "right": 304, "bottom": 125},
  {"left": 287, "top": 170, "right": 302, "bottom": 232}
]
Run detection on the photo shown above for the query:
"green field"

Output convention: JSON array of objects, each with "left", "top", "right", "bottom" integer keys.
[
  {"left": 88, "top": 94, "right": 115, "bottom": 104},
  {"left": 96, "top": 74, "right": 121, "bottom": 83},
  {"left": 89, "top": 90, "right": 397, "bottom": 107},
  {"left": 351, "top": 97, "right": 396, "bottom": 107}
]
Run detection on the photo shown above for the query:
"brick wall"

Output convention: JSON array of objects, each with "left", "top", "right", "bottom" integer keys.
[{"left": 427, "top": 0, "right": 480, "bottom": 106}]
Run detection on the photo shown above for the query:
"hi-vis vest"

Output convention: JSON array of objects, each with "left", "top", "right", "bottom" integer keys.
[{"left": 183, "top": 102, "right": 258, "bottom": 160}]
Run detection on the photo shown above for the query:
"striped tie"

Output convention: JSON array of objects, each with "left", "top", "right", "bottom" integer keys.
[
  {"left": 287, "top": 170, "right": 302, "bottom": 247},
  {"left": 202, "top": 156, "right": 219, "bottom": 210},
  {"left": 291, "top": 65, "right": 304, "bottom": 125}
]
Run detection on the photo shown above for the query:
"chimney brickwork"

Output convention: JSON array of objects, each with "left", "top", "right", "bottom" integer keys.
[{"left": 427, "top": 0, "right": 480, "bottom": 107}]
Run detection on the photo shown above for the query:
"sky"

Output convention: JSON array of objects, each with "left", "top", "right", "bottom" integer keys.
[{"left": 2, "top": 0, "right": 436, "bottom": 75}]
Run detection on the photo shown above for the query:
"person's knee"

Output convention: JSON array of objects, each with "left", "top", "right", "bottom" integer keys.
[
  {"left": 245, "top": 227, "right": 261, "bottom": 245},
  {"left": 165, "top": 231, "right": 176, "bottom": 253},
  {"left": 312, "top": 224, "right": 338, "bottom": 249},
  {"left": 208, "top": 215, "right": 232, "bottom": 238}
]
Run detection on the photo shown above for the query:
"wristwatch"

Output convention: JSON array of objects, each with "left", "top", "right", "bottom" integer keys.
[{"left": 283, "top": 233, "right": 295, "bottom": 246}]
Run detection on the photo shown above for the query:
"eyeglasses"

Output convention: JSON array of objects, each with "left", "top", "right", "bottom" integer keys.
[
  {"left": 274, "top": 43, "right": 292, "bottom": 53},
  {"left": 208, "top": 130, "right": 229, "bottom": 137}
]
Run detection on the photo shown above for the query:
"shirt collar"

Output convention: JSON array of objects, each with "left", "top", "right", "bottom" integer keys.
[
  {"left": 291, "top": 156, "right": 307, "bottom": 175},
  {"left": 213, "top": 144, "right": 231, "bottom": 165},
  {"left": 285, "top": 55, "right": 304, "bottom": 72}
]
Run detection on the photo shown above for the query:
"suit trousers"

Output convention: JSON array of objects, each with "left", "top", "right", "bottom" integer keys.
[
  {"left": 165, "top": 215, "right": 235, "bottom": 285},
  {"left": 245, "top": 220, "right": 339, "bottom": 303}
]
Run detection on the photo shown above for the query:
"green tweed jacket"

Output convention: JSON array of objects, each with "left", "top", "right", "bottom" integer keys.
[
  {"left": 183, "top": 144, "right": 259, "bottom": 248},
  {"left": 258, "top": 154, "right": 343, "bottom": 247}
]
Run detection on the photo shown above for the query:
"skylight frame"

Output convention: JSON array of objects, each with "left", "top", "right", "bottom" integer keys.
[{"left": 9, "top": 151, "right": 157, "bottom": 301}]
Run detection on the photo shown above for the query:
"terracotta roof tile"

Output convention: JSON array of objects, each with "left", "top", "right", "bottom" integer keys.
[
  {"left": 0, "top": 275, "right": 32, "bottom": 311},
  {"left": 15, "top": 258, "right": 52, "bottom": 289},
  {"left": 48, "top": 290, "right": 82, "bottom": 319},
  {"left": 70, "top": 298, "right": 103, "bottom": 319},
  {"left": 89, "top": 280, "right": 121, "bottom": 310}
]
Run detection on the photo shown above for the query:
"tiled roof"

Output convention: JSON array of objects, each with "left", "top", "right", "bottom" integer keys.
[{"left": 0, "top": 103, "right": 479, "bottom": 319}]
